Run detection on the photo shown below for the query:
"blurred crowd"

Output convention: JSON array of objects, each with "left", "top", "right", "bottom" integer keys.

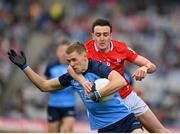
[{"left": 0, "top": 0, "right": 180, "bottom": 128}]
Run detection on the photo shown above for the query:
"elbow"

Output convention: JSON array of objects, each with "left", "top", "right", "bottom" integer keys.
[
  {"left": 40, "top": 88, "right": 47, "bottom": 92},
  {"left": 36, "top": 86, "right": 48, "bottom": 92},
  {"left": 122, "top": 79, "right": 128, "bottom": 88},
  {"left": 118, "top": 78, "right": 127, "bottom": 89},
  {"left": 152, "top": 64, "right": 157, "bottom": 72},
  {"left": 149, "top": 63, "right": 156, "bottom": 73},
  {"left": 146, "top": 62, "right": 156, "bottom": 73},
  {"left": 38, "top": 82, "right": 51, "bottom": 92}
]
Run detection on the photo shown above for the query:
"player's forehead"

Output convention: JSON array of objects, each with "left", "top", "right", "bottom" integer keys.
[
  {"left": 93, "top": 26, "right": 111, "bottom": 33},
  {"left": 66, "top": 51, "right": 80, "bottom": 60}
]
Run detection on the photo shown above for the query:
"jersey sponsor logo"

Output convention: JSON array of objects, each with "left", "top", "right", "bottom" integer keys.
[
  {"left": 106, "top": 62, "right": 110, "bottom": 66},
  {"left": 73, "top": 81, "right": 81, "bottom": 86},
  {"left": 115, "top": 58, "right": 121, "bottom": 64},
  {"left": 132, "top": 121, "right": 141, "bottom": 125}
]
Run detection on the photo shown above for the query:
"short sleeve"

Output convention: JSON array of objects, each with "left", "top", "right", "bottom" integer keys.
[
  {"left": 58, "top": 73, "right": 73, "bottom": 87},
  {"left": 88, "top": 60, "right": 112, "bottom": 78},
  {"left": 126, "top": 47, "right": 138, "bottom": 62}
]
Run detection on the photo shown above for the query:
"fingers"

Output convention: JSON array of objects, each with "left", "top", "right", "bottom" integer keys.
[
  {"left": 83, "top": 80, "right": 93, "bottom": 94},
  {"left": 10, "top": 49, "right": 17, "bottom": 56},
  {"left": 8, "top": 55, "right": 15, "bottom": 63},
  {"left": 132, "top": 71, "right": 146, "bottom": 81},
  {"left": 20, "top": 51, "right": 25, "bottom": 58}
]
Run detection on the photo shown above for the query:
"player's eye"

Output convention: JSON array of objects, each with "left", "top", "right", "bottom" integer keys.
[
  {"left": 96, "top": 33, "right": 101, "bottom": 37},
  {"left": 67, "top": 59, "right": 71, "bottom": 63},
  {"left": 103, "top": 33, "right": 109, "bottom": 37}
]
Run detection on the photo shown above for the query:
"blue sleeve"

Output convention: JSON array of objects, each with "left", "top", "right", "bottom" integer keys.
[
  {"left": 88, "top": 60, "right": 112, "bottom": 78},
  {"left": 58, "top": 73, "right": 73, "bottom": 87}
]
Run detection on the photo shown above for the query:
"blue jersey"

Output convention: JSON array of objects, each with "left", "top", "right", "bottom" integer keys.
[
  {"left": 59, "top": 59, "right": 131, "bottom": 130},
  {"left": 45, "top": 60, "right": 76, "bottom": 107}
]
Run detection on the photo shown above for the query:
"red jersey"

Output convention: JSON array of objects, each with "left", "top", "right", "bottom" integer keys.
[{"left": 85, "top": 39, "right": 138, "bottom": 98}]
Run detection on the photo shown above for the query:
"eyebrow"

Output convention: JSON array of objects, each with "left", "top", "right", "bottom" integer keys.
[{"left": 95, "top": 32, "right": 109, "bottom": 34}]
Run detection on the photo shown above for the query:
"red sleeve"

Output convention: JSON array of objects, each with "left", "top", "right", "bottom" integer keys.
[
  {"left": 126, "top": 47, "right": 138, "bottom": 62},
  {"left": 114, "top": 40, "right": 138, "bottom": 62}
]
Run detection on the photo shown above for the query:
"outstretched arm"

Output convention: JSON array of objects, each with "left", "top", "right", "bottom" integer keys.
[
  {"left": 23, "top": 66, "right": 64, "bottom": 92},
  {"left": 132, "top": 55, "right": 156, "bottom": 81},
  {"left": 8, "top": 49, "right": 64, "bottom": 92}
]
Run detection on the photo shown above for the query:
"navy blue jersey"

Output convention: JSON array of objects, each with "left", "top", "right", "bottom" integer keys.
[
  {"left": 45, "top": 60, "right": 76, "bottom": 107},
  {"left": 58, "top": 59, "right": 131, "bottom": 130}
]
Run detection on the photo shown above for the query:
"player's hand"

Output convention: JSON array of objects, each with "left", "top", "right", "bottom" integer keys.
[
  {"left": 8, "top": 49, "right": 28, "bottom": 70},
  {"left": 87, "top": 83, "right": 101, "bottom": 102},
  {"left": 82, "top": 80, "right": 93, "bottom": 95},
  {"left": 132, "top": 66, "right": 147, "bottom": 81}
]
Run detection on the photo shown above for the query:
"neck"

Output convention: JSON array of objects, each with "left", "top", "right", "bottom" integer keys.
[
  {"left": 95, "top": 43, "right": 111, "bottom": 52},
  {"left": 103, "top": 44, "right": 111, "bottom": 52}
]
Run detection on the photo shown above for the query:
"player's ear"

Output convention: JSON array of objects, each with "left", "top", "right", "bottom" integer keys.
[
  {"left": 110, "top": 33, "right": 112, "bottom": 40},
  {"left": 91, "top": 33, "right": 95, "bottom": 39}
]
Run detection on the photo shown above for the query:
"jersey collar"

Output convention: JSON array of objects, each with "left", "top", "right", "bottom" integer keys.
[{"left": 94, "top": 41, "right": 114, "bottom": 52}]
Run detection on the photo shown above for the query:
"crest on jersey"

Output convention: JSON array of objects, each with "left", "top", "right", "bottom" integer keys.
[{"left": 115, "top": 58, "right": 121, "bottom": 64}]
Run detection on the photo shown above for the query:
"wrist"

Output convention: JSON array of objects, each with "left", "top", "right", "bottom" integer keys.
[
  {"left": 21, "top": 64, "right": 28, "bottom": 70},
  {"left": 94, "top": 90, "right": 101, "bottom": 101},
  {"left": 82, "top": 80, "right": 89, "bottom": 85},
  {"left": 142, "top": 66, "right": 148, "bottom": 72}
]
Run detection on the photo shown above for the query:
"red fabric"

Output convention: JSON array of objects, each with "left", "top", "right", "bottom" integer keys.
[{"left": 85, "top": 39, "right": 138, "bottom": 98}]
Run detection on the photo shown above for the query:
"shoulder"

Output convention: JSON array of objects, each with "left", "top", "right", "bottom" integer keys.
[
  {"left": 88, "top": 59, "right": 112, "bottom": 74},
  {"left": 85, "top": 40, "right": 95, "bottom": 49},
  {"left": 112, "top": 40, "right": 127, "bottom": 48},
  {"left": 111, "top": 40, "right": 131, "bottom": 53},
  {"left": 87, "top": 59, "right": 112, "bottom": 78},
  {"left": 89, "top": 59, "right": 103, "bottom": 67}
]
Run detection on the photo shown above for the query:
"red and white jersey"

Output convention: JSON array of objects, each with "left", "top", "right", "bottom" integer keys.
[{"left": 85, "top": 39, "right": 138, "bottom": 98}]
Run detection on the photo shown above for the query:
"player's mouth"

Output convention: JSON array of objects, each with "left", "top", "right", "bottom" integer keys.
[{"left": 99, "top": 43, "right": 105, "bottom": 45}]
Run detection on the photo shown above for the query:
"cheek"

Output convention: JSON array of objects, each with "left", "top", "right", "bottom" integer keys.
[
  {"left": 94, "top": 38, "right": 100, "bottom": 43},
  {"left": 105, "top": 36, "right": 111, "bottom": 41}
]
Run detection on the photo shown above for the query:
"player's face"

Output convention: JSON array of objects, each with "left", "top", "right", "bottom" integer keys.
[
  {"left": 56, "top": 44, "right": 68, "bottom": 64},
  {"left": 92, "top": 26, "right": 112, "bottom": 52},
  {"left": 66, "top": 51, "right": 88, "bottom": 74}
]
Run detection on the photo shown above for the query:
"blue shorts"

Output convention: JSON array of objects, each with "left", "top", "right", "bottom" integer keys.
[
  {"left": 47, "top": 106, "right": 76, "bottom": 122},
  {"left": 98, "top": 113, "right": 142, "bottom": 133}
]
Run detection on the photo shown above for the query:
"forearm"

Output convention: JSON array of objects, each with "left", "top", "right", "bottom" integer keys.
[
  {"left": 134, "top": 55, "right": 156, "bottom": 73},
  {"left": 99, "top": 71, "right": 127, "bottom": 97},
  {"left": 23, "top": 66, "right": 54, "bottom": 92}
]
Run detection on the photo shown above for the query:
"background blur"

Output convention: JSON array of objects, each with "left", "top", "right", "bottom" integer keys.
[{"left": 0, "top": 0, "right": 179, "bottom": 132}]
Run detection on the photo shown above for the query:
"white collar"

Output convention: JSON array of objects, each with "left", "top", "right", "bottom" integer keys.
[{"left": 94, "top": 41, "right": 113, "bottom": 52}]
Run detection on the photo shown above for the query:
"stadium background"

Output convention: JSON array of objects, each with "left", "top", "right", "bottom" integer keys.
[{"left": 0, "top": 0, "right": 179, "bottom": 132}]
